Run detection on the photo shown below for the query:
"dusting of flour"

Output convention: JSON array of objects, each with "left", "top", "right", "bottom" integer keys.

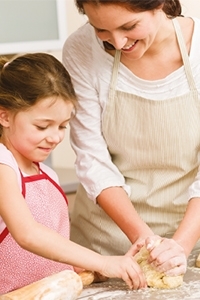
[{"left": 78, "top": 250, "right": 200, "bottom": 300}]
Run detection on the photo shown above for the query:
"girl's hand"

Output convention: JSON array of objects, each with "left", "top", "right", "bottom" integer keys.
[
  {"left": 125, "top": 239, "right": 145, "bottom": 258},
  {"left": 125, "top": 235, "right": 155, "bottom": 257},
  {"left": 145, "top": 236, "right": 187, "bottom": 276},
  {"left": 73, "top": 266, "right": 85, "bottom": 274},
  {"left": 100, "top": 255, "right": 147, "bottom": 290}
]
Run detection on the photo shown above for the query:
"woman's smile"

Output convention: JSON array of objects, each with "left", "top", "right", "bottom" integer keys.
[{"left": 121, "top": 40, "right": 139, "bottom": 52}]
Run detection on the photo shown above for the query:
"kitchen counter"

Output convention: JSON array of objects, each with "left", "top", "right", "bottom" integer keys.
[{"left": 78, "top": 249, "right": 200, "bottom": 300}]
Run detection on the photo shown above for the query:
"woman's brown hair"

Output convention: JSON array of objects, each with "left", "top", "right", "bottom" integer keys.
[
  {"left": 75, "top": 0, "right": 182, "bottom": 50},
  {"left": 75, "top": 0, "right": 182, "bottom": 17}
]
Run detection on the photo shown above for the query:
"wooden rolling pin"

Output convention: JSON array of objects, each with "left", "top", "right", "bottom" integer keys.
[
  {"left": 0, "top": 270, "right": 95, "bottom": 300},
  {"left": 196, "top": 253, "right": 200, "bottom": 268}
]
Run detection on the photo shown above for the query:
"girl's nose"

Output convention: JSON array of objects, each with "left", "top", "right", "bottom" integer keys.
[{"left": 46, "top": 131, "right": 63, "bottom": 144}]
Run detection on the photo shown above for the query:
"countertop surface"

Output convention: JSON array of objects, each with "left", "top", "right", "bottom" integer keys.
[{"left": 78, "top": 249, "right": 200, "bottom": 300}]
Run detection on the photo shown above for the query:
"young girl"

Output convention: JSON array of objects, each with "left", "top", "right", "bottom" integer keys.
[{"left": 0, "top": 53, "right": 146, "bottom": 294}]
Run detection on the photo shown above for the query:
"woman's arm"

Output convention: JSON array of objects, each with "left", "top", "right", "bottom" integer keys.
[
  {"left": 97, "top": 186, "right": 154, "bottom": 243},
  {"left": 144, "top": 197, "right": 200, "bottom": 277},
  {"left": 63, "top": 26, "right": 131, "bottom": 202},
  {"left": 173, "top": 197, "right": 200, "bottom": 256},
  {"left": 176, "top": 168, "right": 200, "bottom": 256}
]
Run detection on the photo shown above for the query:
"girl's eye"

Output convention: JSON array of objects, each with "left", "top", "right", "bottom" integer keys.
[
  {"left": 35, "top": 125, "right": 68, "bottom": 130},
  {"left": 59, "top": 126, "right": 67, "bottom": 130}
]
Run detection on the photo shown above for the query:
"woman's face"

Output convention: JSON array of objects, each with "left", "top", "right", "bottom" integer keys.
[{"left": 84, "top": 3, "right": 164, "bottom": 60}]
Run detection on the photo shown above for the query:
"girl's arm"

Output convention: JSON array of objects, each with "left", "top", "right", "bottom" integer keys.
[{"left": 0, "top": 164, "right": 146, "bottom": 290}]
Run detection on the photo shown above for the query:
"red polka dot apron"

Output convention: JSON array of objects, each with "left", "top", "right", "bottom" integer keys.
[{"left": 0, "top": 165, "right": 73, "bottom": 294}]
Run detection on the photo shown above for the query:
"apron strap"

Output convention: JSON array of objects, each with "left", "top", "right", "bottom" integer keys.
[
  {"left": 109, "top": 50, "right": 121, "bottom": 100},
  {"left": 109, "top": 18, "right": 197, "bottom": 98},
  {"left": 172, "top": 18, "right": 197, "bottom": 91}
]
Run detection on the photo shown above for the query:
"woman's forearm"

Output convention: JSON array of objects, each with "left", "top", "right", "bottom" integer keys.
[
  {"left": 96, "top": 186, "right": 153, "bottom": 243},
  {"left": 173, "top": 197, "right": 200, "bottom": 257}
]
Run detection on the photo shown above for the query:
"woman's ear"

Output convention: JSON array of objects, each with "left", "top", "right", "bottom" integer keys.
[{"left": 0, "top": 108, "right": 10, "bottom": 127}]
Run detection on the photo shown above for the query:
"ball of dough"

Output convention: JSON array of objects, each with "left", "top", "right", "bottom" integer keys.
[{"left": 134, "top": 245, "right": 183, "bottom": 289}]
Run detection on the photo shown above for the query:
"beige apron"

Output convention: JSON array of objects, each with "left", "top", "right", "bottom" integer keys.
[{"left": 70, "top": 19, "right": 200, "bottom": 255}]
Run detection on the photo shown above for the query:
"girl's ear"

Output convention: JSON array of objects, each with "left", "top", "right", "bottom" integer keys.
[{"left": 0, "top": 108, "right": 10, "bottom": 127}]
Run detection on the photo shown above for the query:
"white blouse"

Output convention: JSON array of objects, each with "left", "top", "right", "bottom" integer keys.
[{"left": 62, "top": 17, "right": 200, "bottom": 201}]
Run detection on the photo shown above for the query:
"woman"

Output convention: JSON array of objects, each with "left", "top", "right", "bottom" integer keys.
[{"left": 62, "top": 0, "right": 200, "bottom": 277}]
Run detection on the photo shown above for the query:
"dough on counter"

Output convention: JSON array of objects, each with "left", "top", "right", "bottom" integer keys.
[
  {"left": 79, "top": 271, "right": 108, "bottom": 285},
  {"left": 134, "top": 245, "right": 183, "bottom": 289}
]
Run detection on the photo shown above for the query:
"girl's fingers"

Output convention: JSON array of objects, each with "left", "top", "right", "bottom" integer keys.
[{"left": 128, "top": 260, "right": 147, "bottom": 289}]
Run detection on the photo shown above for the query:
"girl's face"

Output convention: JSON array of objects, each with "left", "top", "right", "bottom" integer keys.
[
  {"left": 2, "top": 96, "right": 73, "bottom": 168},
  {"left": 84, "top": 3, "right": 164, "bottom": 60}
]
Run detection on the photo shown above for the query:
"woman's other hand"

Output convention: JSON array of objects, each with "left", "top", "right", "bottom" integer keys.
[{"left": 145, "top": 236, "right": 187, "bottom": 276}]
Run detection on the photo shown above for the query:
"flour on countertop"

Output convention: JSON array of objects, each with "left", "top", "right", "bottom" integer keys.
[{"left": 78, "top": 249, "right": 200, "bottom": 300}]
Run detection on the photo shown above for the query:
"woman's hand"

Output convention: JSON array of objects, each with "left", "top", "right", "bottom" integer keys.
[
  {"left": 99, "top": 255, "right": 147, "bottom": 290},
  {"left": 145, "top": 236, "right": 187, "bottom": 276}
]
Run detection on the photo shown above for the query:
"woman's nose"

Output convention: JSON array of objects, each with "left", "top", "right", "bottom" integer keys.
[{"left": 108, "top": 33, "right": 128, "bottom": 50}]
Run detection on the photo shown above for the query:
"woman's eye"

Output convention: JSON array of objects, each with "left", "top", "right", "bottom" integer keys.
[
  {"left": 124, "top": 24, "right": 136, "bottom": 31},
  {"left": 36, "top": 126, "right": 47, "bottom": 130},
  {"left": 95, "top": 28, "right": 106, "bottom": 33}
]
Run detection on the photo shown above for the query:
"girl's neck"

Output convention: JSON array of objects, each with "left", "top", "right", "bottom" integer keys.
[
  {"left": 0, "top": 139, "right": 39, "bottom": 175},
  {"left": 18, "top": 161, "right": 40, "bottom": 176}
]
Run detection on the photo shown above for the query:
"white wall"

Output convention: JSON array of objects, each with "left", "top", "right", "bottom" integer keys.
[
  {"left": 51, "top": 0, "right": 86, "bottom": 169},
  {"left": 52, "top": 0, "right": 200, "bottom": 169},
  {"left": 181, "top": 0, "right": 200, "bottom": 16}
]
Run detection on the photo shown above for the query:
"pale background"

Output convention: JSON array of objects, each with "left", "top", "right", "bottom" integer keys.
[
  {"left": 51, "top": 0, "right": 200, "bottom": 170},
  {"left": 2, "top": 0, "right": 200, "bottom": 171}
]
